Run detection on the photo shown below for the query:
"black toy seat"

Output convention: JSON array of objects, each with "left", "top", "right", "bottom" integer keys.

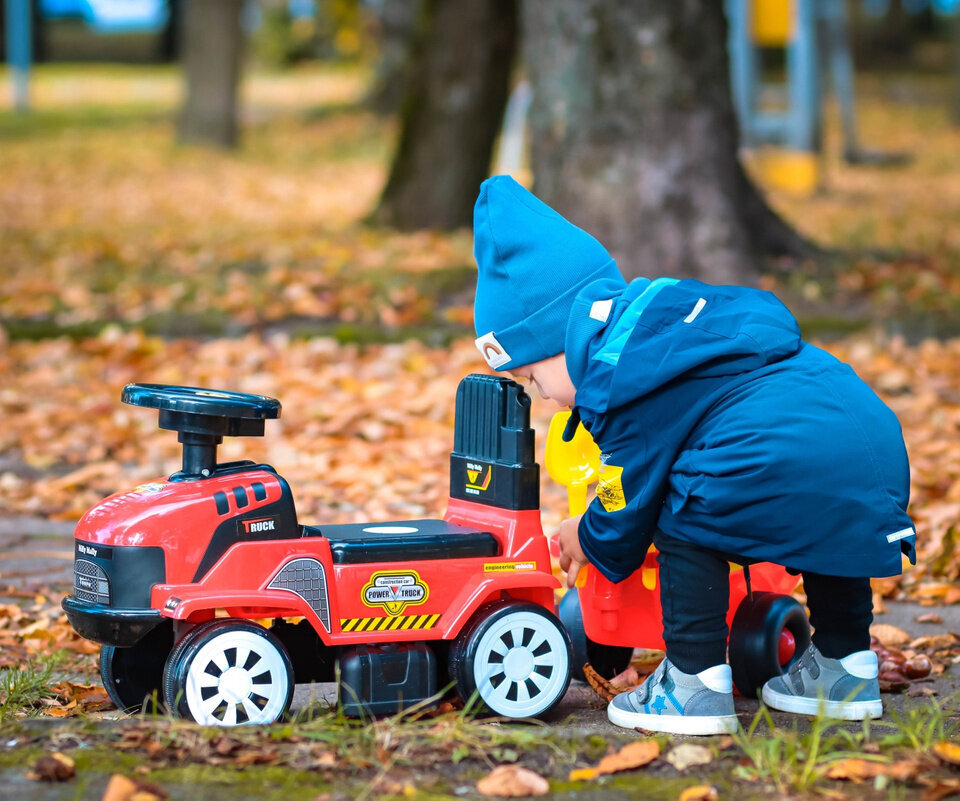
[{"left": 303, "top": 519, "right": 499, "bottom": 564}]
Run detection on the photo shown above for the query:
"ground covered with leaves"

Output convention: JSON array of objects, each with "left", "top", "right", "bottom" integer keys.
[{"left": 1, "top": 64, "right": 960, "bottom": 798}]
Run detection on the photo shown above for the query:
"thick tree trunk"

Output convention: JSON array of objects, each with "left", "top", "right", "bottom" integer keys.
[
  {"left": 373, "top": 0, "right": 518, "bottom": 230},
  {"left": 178, "top": 0, "right": 244, "bottom": 149},
  {"left": 522, "top": 0, "right": 808, "bottom": 283}
]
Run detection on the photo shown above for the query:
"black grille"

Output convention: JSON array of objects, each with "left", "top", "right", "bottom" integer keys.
[{"left": 74, "top": 559, "right": 110, "bottom": 605}]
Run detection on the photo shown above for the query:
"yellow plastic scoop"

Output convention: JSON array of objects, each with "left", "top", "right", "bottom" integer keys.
[
  {"left": 545, "top": 411, "right": 660, "bottom": 593},
  {"left": 545, "top": 411, "right": 601, "bottom": 516},
  {"left": 545, "top": 411, "right": 602, "bottom": 588}
]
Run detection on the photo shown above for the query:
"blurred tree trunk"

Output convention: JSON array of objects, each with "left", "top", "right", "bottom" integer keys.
[
  {"left": 523, "top": 0, "right": 809, "bottom": 283},
  {"left": 366, "top": 0, "right": 419, "bottom": 114},
  {"left": 373, "top": 0, "right": 518, "bottom": 230},
  {"left": 178, "top": 0, "right": 244, "bottom": 149}
]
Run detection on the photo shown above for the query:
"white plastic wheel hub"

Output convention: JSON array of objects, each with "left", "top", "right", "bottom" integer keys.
[
  {"left": 472, "top": 609, "right": 569, "bottom": 718},
  {"left": 184, "top": 628, "right": 289, "bottom": 726}
]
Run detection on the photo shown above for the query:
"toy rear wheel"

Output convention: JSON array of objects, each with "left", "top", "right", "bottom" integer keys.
[
  {"left": 100, "top": 622, "right": 173, "bottom": 713},
  {"left": 449, "top": 602, "right": 572, "bottom": 719},
  {"left": 558, "top": 588, "right": 634, "bottom": 682},
  {"left": 163, "top": 619, "right": 294, "bottom": 726},
  {"left": 728, "top": 592, "right": 811, "bottom": 698}
]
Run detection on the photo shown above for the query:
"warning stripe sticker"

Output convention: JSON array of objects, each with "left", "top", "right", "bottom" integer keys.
[{"left": 339, "top": 613, "right": 441, "bottom": 633}]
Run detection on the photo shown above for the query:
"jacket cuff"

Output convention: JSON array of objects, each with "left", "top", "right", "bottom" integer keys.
[{"left": 577, "top": 505, "right": 651, "bottom": 584}]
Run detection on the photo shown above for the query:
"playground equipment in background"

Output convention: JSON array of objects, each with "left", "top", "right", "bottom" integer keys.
[
  {"left": 545, "top": 410, "right": 810, "bottom": 698},
  {"left": 726, "top": 0, "right": 927, "bottom": 195}
]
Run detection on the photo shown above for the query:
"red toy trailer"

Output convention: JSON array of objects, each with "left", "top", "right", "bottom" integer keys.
[
  {"left": 558, "top": 550, "right": 810, "bottom": 697},
  {"left": 547, "top": 413, "right": 811, "bottom": 698},
  {"left": 64, "top": 375, "right": 573, "bottom": 725}
]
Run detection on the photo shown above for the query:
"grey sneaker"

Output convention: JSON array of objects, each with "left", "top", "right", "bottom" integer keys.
[
  {"left": 761, "top": 643, "right": 882, "bottom": 720},
  {"left": 607, "top": 659, "right": 738, "bottom": 735}
]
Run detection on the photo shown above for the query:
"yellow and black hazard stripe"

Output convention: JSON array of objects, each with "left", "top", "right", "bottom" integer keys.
[{"left": 340, "top": 613, "right": 441, "bottom": 633}]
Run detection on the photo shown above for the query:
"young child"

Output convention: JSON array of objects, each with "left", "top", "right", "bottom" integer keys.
[{"left": 472, "top": 175, "right": 915, "bottom": 735}]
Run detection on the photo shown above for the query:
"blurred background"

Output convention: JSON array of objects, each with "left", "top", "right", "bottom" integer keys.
[{"left": 1, "top": 0, "right": 959, "bottom": 603}]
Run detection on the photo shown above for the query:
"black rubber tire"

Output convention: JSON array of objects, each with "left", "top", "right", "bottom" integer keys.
[
  {"left": 163, "top": 619, "right": 294, "bottom": 726},
  {"left": 558, "top": 588, "right": 634, "bottom": 682},
  {"left": 728, "top": 592, "right": 811, "bottom": 698},
  {"left": 99, "top": 621, "right": 173, "bottom": 713},
  {"left": 448, "top": 601, "right": 572, "bottom": 719}
]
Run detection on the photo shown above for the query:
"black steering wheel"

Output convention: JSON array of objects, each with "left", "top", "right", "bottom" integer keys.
[
  {"left": 123, "top": 384, "right": 281, "bottom": 423},
  {"left": 122, "top": 384, "right": 282, "bottom": 477}
]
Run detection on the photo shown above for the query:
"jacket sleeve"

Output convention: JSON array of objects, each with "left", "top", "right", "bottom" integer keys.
[{"left": 575, "top": 409, "right": 676, "bottom": 584}]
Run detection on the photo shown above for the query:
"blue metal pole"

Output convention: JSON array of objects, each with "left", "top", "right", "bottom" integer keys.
[
  {"left": 788, "top": 0, "right": 819, "bottom": 152},
  {"left": 726, "top": 0, "right": 757, "bottom": 147},
  {"left": 5, "top": 0, "right": 32, "bottom": 111}
]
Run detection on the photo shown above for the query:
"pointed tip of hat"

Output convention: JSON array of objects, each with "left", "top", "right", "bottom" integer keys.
[{"left": 478, "top": 174, "right": 523, "bottom": 200}]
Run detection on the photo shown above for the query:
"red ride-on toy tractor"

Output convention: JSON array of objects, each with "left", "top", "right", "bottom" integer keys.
[{"left": 63, "top": 375, "right": 574, "bottom": 725}]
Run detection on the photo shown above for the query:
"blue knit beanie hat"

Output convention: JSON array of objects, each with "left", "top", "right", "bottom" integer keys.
[{"left": 473, "top": 175, "right": 625, "bottom": 371}]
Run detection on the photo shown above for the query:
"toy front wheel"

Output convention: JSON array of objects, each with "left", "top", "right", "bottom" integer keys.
[
  {"left": 449, "top": 602, "right": 572, "bottom": 719},
  {"left": 100, "top": 622, "right": 173, "bottom": 713},
  {"left": 728, "top": 592, "right": 811, "bottom": 698},
  {"left": 558, "top": 588, "right": 634, "bottom": 682},
  {"left": 163, "top": 619, "right": 294, "bottom": 726}
]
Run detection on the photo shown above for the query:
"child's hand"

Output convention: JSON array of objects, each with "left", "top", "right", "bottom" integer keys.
[{"left": 558, "top": 514, "right": 588, "bottom": 589}]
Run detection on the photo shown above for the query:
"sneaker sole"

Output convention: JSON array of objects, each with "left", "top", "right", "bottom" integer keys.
[
  {"left": 761, "top": 685, "right": 882, "bottom": 720},
  {"left": 607, "top": 702, "right": 739, "bottom": 735}
]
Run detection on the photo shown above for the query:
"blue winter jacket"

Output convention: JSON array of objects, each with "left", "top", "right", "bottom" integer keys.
[{"left": 566, "top": 276, "right": 916, "bottom": 583}]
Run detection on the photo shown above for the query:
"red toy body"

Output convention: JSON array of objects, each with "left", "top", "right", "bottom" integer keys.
[{"left": 65, "top": 377, "right": 574, "bottom": 725}]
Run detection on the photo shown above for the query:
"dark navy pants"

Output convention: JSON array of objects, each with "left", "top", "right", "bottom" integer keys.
[{"left": 654, "top": 530, "right": 874, "bottom": 675}]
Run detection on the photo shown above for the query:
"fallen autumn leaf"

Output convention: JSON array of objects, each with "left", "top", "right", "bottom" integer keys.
[
  {"left": 476, "top": 765, "right": 550, "bottom": 797},
  {"left": 666, "top": 743, "right": 714, "bottom": 771}
]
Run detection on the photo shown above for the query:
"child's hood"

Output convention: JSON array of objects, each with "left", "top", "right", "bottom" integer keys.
[{"left": 565, "top": 277, "right": 803, "bottom": 413}]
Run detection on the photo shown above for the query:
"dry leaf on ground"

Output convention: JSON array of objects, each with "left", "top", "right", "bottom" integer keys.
[
  {"left": 666, "top": 744, "right": 713, "bottom": 771},
  {"left": 919, "top": 777, "right": 960, "bottom": 801},
  {"left": 825, "top": 758, "right": 925, "bottom": 782},
  {"left": 597, "top": 740, "right": 660, "bottom": 774},
  {"left": 571, "top": 739, "right": 660, "bottom": 781},
  {"left": 933, "top": 742, "right": 960, "bottom": 766},
  {"left": 476, "top": 765, "right": 549, "bottom": 798},
  {"left": 610, "top": 666, "right": 640, "bottom": 691},
  {"left": 101, "top": 774, "right": 167, "bottom": 801},
  {"left": 870, "top": 623, "right": 912, "bottom": 647},
  {"left": 679, "top": 786, "right": 718, "bottom": 801},
  {"left": 26, "top": 752, "right": 75, "bottom": 782},
  {"left": 582, "top": 663, "right": 619, "bottom": 702}
]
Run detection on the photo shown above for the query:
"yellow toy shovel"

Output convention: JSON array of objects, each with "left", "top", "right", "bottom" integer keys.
[
  {"left": 545, "top": 411, "right": 601, "bottom": 516},
  {"left": 545, "top": 411, "right": 602, "bottom": 588},
  {"left": 545, "top": 411, "right": 658, "bottom": 592}
]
